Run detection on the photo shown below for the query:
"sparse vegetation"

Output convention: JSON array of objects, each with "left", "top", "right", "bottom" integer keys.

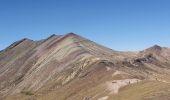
[{"left": 21, "top": 91, "right": 34, "bottom": 96}]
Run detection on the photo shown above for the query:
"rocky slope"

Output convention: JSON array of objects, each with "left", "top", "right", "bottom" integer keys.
[{"left": 0, "top": 33, "right": 170, "bottom": 100}]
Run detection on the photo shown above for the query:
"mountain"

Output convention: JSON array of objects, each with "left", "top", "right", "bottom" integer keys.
[{"left": 0, "top": 33, "right": 170, "bottom": 100}]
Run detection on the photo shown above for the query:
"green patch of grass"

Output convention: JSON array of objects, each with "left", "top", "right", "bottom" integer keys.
[{"left": 21, "top": 91, "right": 34, "bottom": 96}]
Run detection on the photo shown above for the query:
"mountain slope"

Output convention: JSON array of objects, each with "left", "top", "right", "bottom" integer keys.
[{"left": 0, "top": 33, "right": 170, "bottom": 100}]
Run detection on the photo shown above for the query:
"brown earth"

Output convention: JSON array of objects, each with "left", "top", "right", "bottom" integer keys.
[{"left": 0, "top": 33, "right": 170, "bottom": 100}]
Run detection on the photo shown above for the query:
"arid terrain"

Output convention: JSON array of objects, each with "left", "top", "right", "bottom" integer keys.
[{"left": 0, "top": 33, "right": 170, "bottom": 100}]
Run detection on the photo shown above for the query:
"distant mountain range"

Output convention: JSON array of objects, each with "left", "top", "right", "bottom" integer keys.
[{"left": 0, "top": 33, "right": 170, "bottom": 100}]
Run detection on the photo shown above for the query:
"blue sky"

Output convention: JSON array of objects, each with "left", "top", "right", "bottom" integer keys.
[{"left": 0, "top": 0, "right": 170, "bottom": 51}]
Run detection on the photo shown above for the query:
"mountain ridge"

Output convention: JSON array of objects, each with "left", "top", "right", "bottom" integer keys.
[
  {"left": 2, "top": 33, "right": 168, "bottom": 52},
  {"left": 0, "top": 33, "right": 170, "bottom": 100}
]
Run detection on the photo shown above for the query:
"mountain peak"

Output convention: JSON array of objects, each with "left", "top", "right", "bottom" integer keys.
[
  {"left": 20, "top": 38, "right": 33, "bottom": 42},
  {"left": 152, "top": 44, "right": 161, "bottom": 48},
  {"left": 49, "top": 34, "right": 57, "bottom": 38},
  {"left": 62, "top": 32, "right": 85, "bottom": 40},
  {"left": 148, "top": 45, "right": 162, "bottom": 51},
  {"left": 67, "top": 32, "right": 77, "bottom": 35},
  {"left": 65, "top": 32, "right": 80, "bottom": 37},
  {"left": 46, "top": 34, "right": 62, "bottom": 40},
  {"left": 4, "top": 38, "right": 33, "bottom": 51},
  {"left": 140, "top": 45, "right": 162, "bottom": 56}
]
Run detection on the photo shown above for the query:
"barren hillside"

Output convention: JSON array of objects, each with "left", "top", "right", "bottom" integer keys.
[{"left": 0, "top": 33, "right": 170, "bottom": 100}]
